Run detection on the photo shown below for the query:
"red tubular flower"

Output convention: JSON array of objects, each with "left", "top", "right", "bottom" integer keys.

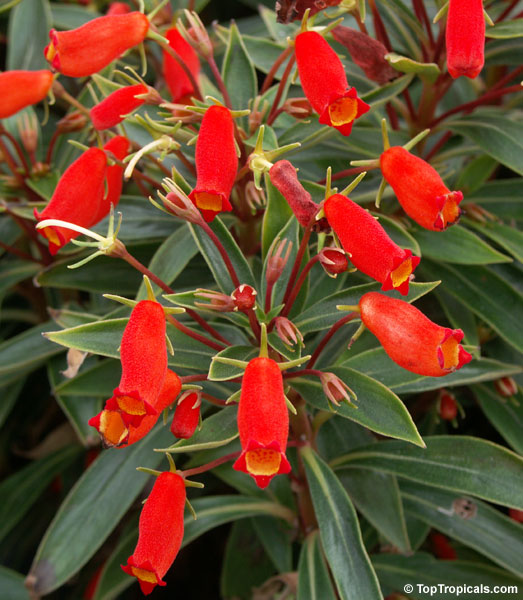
[
  {"left": 509, "top": 508, "right": 523, "bottom": 523},
  {"left": 162, "top": 27, "right": 200, "bottom": 103},
  {"left": 359, "top": 292, "right": 473, "bottom": 377},
  {"left": 431, "top": 532, "right": 457, "bottom": 560},
  {"left": 122, "top": 471, "right": 186, "bottom": 594},
  {"left": 233, "top": 357, "right": 291, "bottom": 488},
  {"left": 294, "top": 31, "right": 370, "bottom": 136},
  {"left": 438, "top": 390, "right": 458, "bottom": 420},
  {"left": 269, "top": 160, "right": 318, "bottom": 226},
  {"left": 380, "top": 146, "right": 464, "bottom": 231},
  {"left": 90, "top": 84, "right": 148, "bottom": 130},
  {"left": 189, "top": 105, "right": 238, "bottom": 222},
  {"left": 34, "top": 147, "right": 107, "bottom": 254},
  {"left": 106, "top": 300, "right": 167, "bottom": 426},
  {"left": 106, "top": 2, "right": 131, "bottom": 15},
  {"left": 44, "top": 12, "right": 149, "bottom": 77},
  {"left": 0, "top": 70, "right": 53, "bottom": 119},
  {"left": 89, "top": 369, "right": 181, "bottom": 448},
  {"left": 170, "top": 391, "right": 201, "bottom": 439},
  {"left": 91, "top": 136, "right": 130, "bottom": 224},
  {"left": 446, "top": 0, "right": 485, "bottom": 79},
  {"left": 324, "top": 194, "right": 420, "bottom": 295}
]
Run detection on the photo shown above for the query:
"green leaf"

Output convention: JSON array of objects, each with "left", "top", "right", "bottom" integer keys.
[
  {"left": 435, "top": 288, "right": 479, "bottom": 351},
  {"left": 339, "top": 469, "right": 410, "bottom": 552},
  {"left": 474, "top": 384, "right": 523, "bottom": 455},
  {"left": 411, "top": 225, "right": 511, "bottom": 264},
  {"left": 297, "top": 531, "right": 337, "bottom": 600},
  {"left": 447, "top": 110, "right": 523, "bottom": 176},
  {"left": 51, "top": 3, "right": 101, "bottom": 28},
  {"left": 420, "top": 261, "right": 523, "bottom": 353},
  {"left": 401, "top": 481, "right": 523, "bottom": 576},
  {"left": 361, "top": 74, "right": 414, "bottom": 108},
  {"left": 92, "top": 526, "right": 136, "bottom": 600},
  {"left": 54, "top": 359, "right": 119, "bottom": 397},
  {"left": 243, "top": 35, "right": 287, "bottom": 75},
  {"left": 465, "top": 218, "right": 523, "bottom": 263},
  {"left": 157, "top": 406, "right": 238, "bottom": 453},
  {"left": 301, "top": 447, "right": 383, "bottom": 600},
  {"left": 222, "top": 22, "right": 257, "bottom": 124},
  {"left": 183, "top": 495, "right": 294, "bottom": 547},
  {"left": 135, "top": 226, "right": 198, "bottom": 299},
  {"left": 467, "top": 179, "right": 523, "bottom": 222},
  {"left": 486, "top": 19, "right": 523, "bottom": 39},
  {"left": 343, "top": 347, "right": 522, "bottom": 393},
  {"left": 0, "top": 260, "right": 39, "bottom": 298},
  {"left": 208, "top": 345, "right": 257, "bottom": 381},
  {"left": 0, "top": 566, "right": 30, "bottom": 600},
  {"left": 7, "top": 0, "right": 51, "bottom": 70},
  {"left": 294, "top": 281, "right": 439, "bottom": 334},
  {"left": 0, "top": 377, "right": 25, "bottom": 429},
  {"left": 251, "top": 515, "right": 292, "bottom": 572},
  {"left": 28, "top": 426, "right": 173, "bottom": 596},
  {"left": 373, "top": 552, "right": 523, "bottom": 599},
  {"left": 332, "top": 436, "right": 523, "bottom": 509},
  {"left": 385, "top": 53, "right": 440, "bottom": 82},
  {"left": 0, "top": 446, "right": 81, "bottom": 544},
  {"left": 291, "top": 367, "right": 424, "bottom": 447},
  {"left": 188, "top": 218, "right": 256, "bottom": 292},
  {"left": 261, "top": 174, "right": 294, "bottom": 259}
]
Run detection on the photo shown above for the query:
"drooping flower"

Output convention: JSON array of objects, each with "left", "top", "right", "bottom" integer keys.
[
  {"left": 233, "top": 357, "right": 291, "bottom": 488},
  {"left": 189, "top": 105, "right": 238, "bottom": 222},
  {"left": 105, "top": 300, "right": 167, "bottom": 426},
  {"left": 446, "top": 0, "right": 485, "bottom": 79},
  {"left": 122, "top": 471, "right": 186, "bottom": 594},
  {"left": 438, "top": 390, "right": 458, "bottom": 420},
  {"left": 294, "top": 31, "right": 370, "bottom": 136},
  {"left": 324, "top": 193, "right": 420, "bottom": 295},
  {"left": 380, "top": 146, "right": 463, "bottom": 231},
  {"left": 34, "top": 147, "right": 107, "bottom": 254},
  {"left": 359, "top": 292, "right": 472, "bottom": 377},
  {"left": 90, "top": 84, "right": 148, "bottom": 130},
  {"left": 44, "top": 12, "right": 149, "bottom": 77},
  {"left": 89, "top": 369, "right": 181, "bottom": 448},
  {"left": 0, "top": 70, "right": 54, "bottom": 119},
  {"left": 269, "top": 160, "right": 319, "bottom": 226},
  {"left": 170, "top": 391, "right": 201, "bottom": 439},
  {"left": 162, "top": 27, "right": 200, "bottom": 103}
]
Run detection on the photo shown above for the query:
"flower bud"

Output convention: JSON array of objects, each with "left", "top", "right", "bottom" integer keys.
[
  {"left": 493, "top": 377, "right": 518, "bottom": 398},
  {"left": 231, "top": 284, "right": 257, "bottom": 311},
  {"left": 170, "top": 391, "right": 201, "bottom": 439},
  {"left": 194, "top": 288, "right": 235, "bottom": 312},
  {"left": 44, "top": 12, "right": 149, "bottom": 77},
  {"left": 319, "top": 372, "right": 357, "bottom": 407},
  {"left": 0, "top": 70, "right": 53, "bottom": 119},
  {"left": 164, "top": 190, "right": 205, "bottom": 224},
  {"left": 295, "top": 31, "right": 370, "bottom": 136},
  {"left": 276, "top": 0, "right": 342, "bottom": 23},
  {"left": 56, "top": 111, "right": 88, "bottom": 134},
  {"left": 438, "top": 390, "right": 458, "bottom": 420},
  {"left": 430, "top": 532, "right": 457, "bottom": 560},
  {"left": 446, "top": 0, "right": 485, "bottom": 79},
  {"left": 233, "top": 357, "right": 291, "bottom": 488},
  {"left": 162, "top": 27, "right": 200, "bottom": 103},
  {"left": 509, "top": 508, "right": 523, "bottom": 523},
  {"left": 266, "top": 238, "right": 293, "bottom": 286},
  {"left": 318, "top": 247, "right": 348, "bottom": 277},
  {"left": 90, "top": 84, "right": 149, "bottom": 131},
  {"left": 189, "top": 105, "right": 238, "bottom": 222},
  {"left": 380, "top": 146, "right": 463, "bottom": 231},
  {"left": 281, "top": 97, "right": 313, "bottom": 119},
  {"left": 325, "top": 194, "right": 420, "bottom": 295},
  {"left": 122, "top": 471, "right": 186, "bottom": 594},
  {"left": 17, "top": 112, "right": 39, "bottom": 155},
  {"left": 359, "top": 292, "right": 473, "bottom": 377},
  {"left": 34, "top": 147, "right": 107, "bottom": 254},
  {"left": 269, "top": 160, "right": 319, "bottom": 227},
  {"left": 274, "top": 317, "right": 303, "bottom": 347}
]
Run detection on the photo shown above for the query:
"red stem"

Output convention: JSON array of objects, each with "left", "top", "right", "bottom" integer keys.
[
  {"left": 497, "top": 0, "right": 519, "bottom": 21},
  {"left": 0, "top": 240, "right": 41, "bottom": 263},
  {"left": 198, "top": 222, "right": 241, "bottom": 288},
  {"left": 181, "top": 451, "right": 241, "bottom": 477},
  {"left": 283, "top": 368, "right": 323, "bottom": 380},
  {"left": 306, "top": 313, "right": 358, "bottom": 369},
  {"left": 318, "top": 165, "right": 370, "bottom": 185},
  {"left": 423, "top": 130, "right": 452, "bottom": 162},
  {"left": 267, "top": 54, "right": 296, "bottom": 126},
  {"left": 261, "top": 45, "right": 294, "bottom": 94},
  {"left": 281, "top": 255, "right": 319, "bottom": 318},
  {"left": 0, "top": 129, "right": 31, "bottom": 175},
  {"left": 282, "top": 221, "right": 314, "bottom": 307},
  {"left": 180, "top": 373, "right": 208, "bottom": 383},
  {"left": 167, "top": 314, "right": 225, "bottom": 352},
  {"left": 160, "top": 41, "right": 202, "bottom": 101},
  {"left": 369, "top": 0, "right": 392, "bottom": 50}
]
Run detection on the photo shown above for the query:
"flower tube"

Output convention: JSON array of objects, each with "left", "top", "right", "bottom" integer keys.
[
  {"left": 44, "top": 12, "right": 149, "bottom": 77},
  {"left": 170, "top": 391, "right": 201, "bottom": 439},
  {"left": 359, "top": 292, "right": 472, "bottom": 377},
  {"left": 0, "top": 70, "right": 53, "bottom": 119},
  {"left": 233, "top": 357, "right": 291, "bottom": 488},
  {"left": 446, "top": 0, "right": 485, "bottom": 79},
  {"left": 162, "top": 27, "right": 200, "bottom": 103},
  {"left": 380, "top": 146, "right": 464, "bottom": 231},
  {"left": 294, "top": 31, "right": 369, "bottom": 136},
  {"left": 189, "top": 105, "right": 238, "bottom": 222},
  {"left": 269, "top": 160, "right": 319, "bottom": 226},
  {"left": 324, "top": 193, "right": 420, "bottom": 295},
  {"left": 90, "top": 84, "right": 148, "bottom": 130},
  {"left": 34, "top": 147, "right": 107, "bottom": 254},
  {"left": 122, "top": 471, "right": 186, "bottom": 594}
]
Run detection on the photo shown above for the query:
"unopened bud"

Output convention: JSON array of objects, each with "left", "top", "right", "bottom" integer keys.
[
  {"left": 17, "top": 112, "right": 38, "bottom": 155},
  {"left": 281, "top": 97, "right": 313, "bottom": 119},
  {"left": 178, "top": 11, "right": 213, "bottom": 58},
  {"left": 438, "top": 390, "right": 458, "bottom": 421},
  {"left": 194, "top": 288, "right": 235, "bottom": 312},
  {"left": 494, "top": 377, "right": 518, "bottom": 397},
  {"left": 160, "top": 183, "right": 204, "bottom": 225},
  {"left": 319, "top": 372, "right": 357, "bottom": 407},
  {"left": 266, "top": 238, "right": 293, "bottom": 285},
  {"left": 170, "top": 390, "right": 201, "bottom": 439},
  {"left": 274, "top": 317, "right": 303, "bottom": 347},
  {"left": 319, "top": 247, "right": 349, "bottom": 277},
  {"left": 56, "top": 111, "right": 88, "bottom": 134},
  {"left": 249, "top": 96, "right": 270, "bottom": 133},
  {"left": 244, "top": 180, "right": 266, "bottom": 211},
  {"left": 231, "top": 284, "right": 257, "bottom": 311}
]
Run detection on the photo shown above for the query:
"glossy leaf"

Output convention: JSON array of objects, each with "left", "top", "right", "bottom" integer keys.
[
  {"left": 297, "top": 531, "right": 337, "bottom": 600},
  {"left": 385, "top": 52, "right": 440, "bottom": 82},
  {"left": 301, "top": 446, "right": 383, "bottom": 600},
  {"left": 7, "top": 0, "right": 51, "bottom": 70},
  {"left": 251, "top": 515, "right": 292, "bottom": 572},
  {"left": 486, "top": 19, "right": 523, "bottom": 39},
  {"left": 207, "top": 345, "right": 257, "bottom": 381},
  {"left": 361, "top": 74, "right": 414, "bottom": 108},
  {"left": 466, "top": 218, "right": 523, "bottom": 263},
  {"left": 332, "top": 436, "right": 523, "bottom": 509},
  {"left": 0, "top": 566, "right": 30, "bottom": 600}
]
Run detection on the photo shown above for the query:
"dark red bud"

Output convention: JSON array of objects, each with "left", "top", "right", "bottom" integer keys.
[
  {"left": 318, "top": 247, "right": 348, "bottom": 276},
  {"left": 439, "top": 390, "right": 458, "bottom": 420},
  {"left": 231, "top": 284, "right": 257, "bottom": 311}
]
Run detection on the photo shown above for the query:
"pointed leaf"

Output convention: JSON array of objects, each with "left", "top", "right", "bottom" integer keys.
[
  {"left": 297, "top": 531, "right": 337, "bottom": 600},
  {"left": 0, "top": 566, "right": 30, "bottom": 600},
  {"left": 7, "top": 0, "right": 51, "bottom": 70},
  {"left": 208, "top": 345, "right": 257, "bottom": 381},
  {"left": 385, "top": 52, "right": 440, "bottom": 82}
]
